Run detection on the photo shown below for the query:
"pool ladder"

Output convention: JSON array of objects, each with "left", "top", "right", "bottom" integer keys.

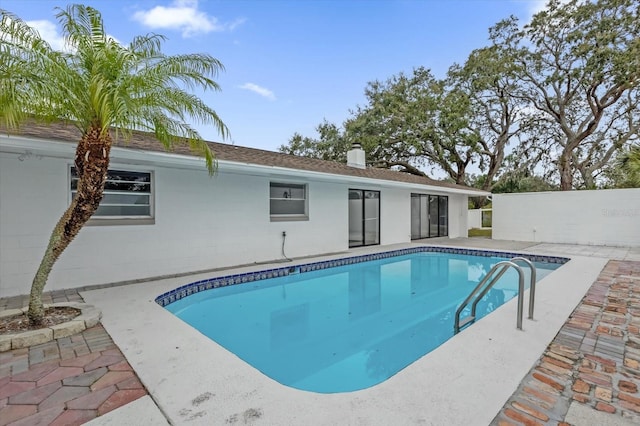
[{"left": 454, "top": 257, "right": 537, "bottom": 334}]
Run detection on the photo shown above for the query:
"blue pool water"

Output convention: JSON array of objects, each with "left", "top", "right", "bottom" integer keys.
[{"left": 165, "top": 251, "right": 563, "bottom": 393}]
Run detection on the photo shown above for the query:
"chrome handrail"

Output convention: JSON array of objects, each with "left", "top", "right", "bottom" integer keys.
[
  {"left": 454, "top": 260, "right": 526, "bottom": 333},
  {"left": 509, "top": 257, "right": 537, "bottom": 319},
  {"left": 470, "top": 266, "right": 510, "bottom": 320}
]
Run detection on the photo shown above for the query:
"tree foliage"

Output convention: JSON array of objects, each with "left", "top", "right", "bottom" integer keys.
[
  {"left": 446, "top": 45, "right": 533, "bottom": 191},
  {"left": 280, "top": 0, "right": 640, "bottom": 192},
  {"left": 345, "top": 67, "right": 438, "bottom": 178},
  {"left": 278, "top": 120, "right": 349, "bottom": 162},
  {"left": 0, "top": 4, "right": 228, "bottom": 323},
  {"left": 602, "top": 144, "right": 640, "bottom": 187},
  {"left": 490, "top": 0, "right": 640, "bottom": 189},
  {"left": 621, "top": 145, "right": 640, "bottom": 184}
]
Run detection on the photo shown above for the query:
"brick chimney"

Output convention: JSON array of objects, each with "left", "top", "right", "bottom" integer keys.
[{"left": 346, "top": 143, "right": 366, "bottom": 169}]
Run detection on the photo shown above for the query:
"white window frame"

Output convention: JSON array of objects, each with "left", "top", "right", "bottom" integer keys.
[
  {"left": 269, "top": 181, "right": 308, "bottom": 221},
  {"left": 69, "top": 165, "right": 155, "bottom": 226}
]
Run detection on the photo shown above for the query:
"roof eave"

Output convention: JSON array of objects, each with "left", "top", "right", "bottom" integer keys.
[{"left": 0, "top": 134, "right": 489, "bottom": 196}]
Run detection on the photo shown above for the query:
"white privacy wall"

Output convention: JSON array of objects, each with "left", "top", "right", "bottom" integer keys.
[
  {"left": 468, "top": 209, "right": 482, "bottom": 229},
  {"left": 493, "top": 189, "right": 640, "bottom": 247},
  {"left": 0, "top": 140, "right": 475, "bottom": 297}
]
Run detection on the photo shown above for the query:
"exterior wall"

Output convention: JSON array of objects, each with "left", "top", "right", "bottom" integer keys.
[
  {"left": 0, "top": 142, "right": 477, "bottom": 297},
  {"left": 467, "top": 208, "right": 492, "bottom": 229},
  {"left": 0, "top": 151, "right": 347, "bottom": 297},
  {"left": 1, "top": 152, "right": 70, "bottom": 298},
  {"left": 404, "top": 191, "right": 468, "bottom": 239},
  {"left": 468, "top": 209, "right": 482, "bottom": 229},
  {"left": 380, "top": 189, "right": 410, "bottom": 244},
  {"left": 493, "top": 189, "right": 640, "bottom": 247},
  {"left": 448, "top": 194, "right": 468, "bottom": 238}
]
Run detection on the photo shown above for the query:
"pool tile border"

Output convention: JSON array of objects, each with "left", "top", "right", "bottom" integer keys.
[{"left": 154, "top": 246, "right": 569, "bottom": 307}]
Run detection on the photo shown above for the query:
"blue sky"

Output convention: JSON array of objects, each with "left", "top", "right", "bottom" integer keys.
[{"left": 2, "top": 0, "right": 546, "bottom": 152}]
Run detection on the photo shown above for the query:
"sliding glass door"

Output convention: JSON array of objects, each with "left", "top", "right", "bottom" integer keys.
[
  {"left": 438, "top": 196, "right": 448, "bottom": 236},
  {"left": 410, "top": 194, "right": 448, "bottom": 239},
  {"left": 349, "top": 189, "right": 380, "bottom": 247}
]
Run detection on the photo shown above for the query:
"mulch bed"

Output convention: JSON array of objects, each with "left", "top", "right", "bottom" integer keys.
[{"left": 0, "top": 307, "right": 81, "bottom": 334}]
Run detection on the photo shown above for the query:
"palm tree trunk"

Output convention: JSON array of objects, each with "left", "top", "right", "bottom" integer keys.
[{"left": 28, "top": 126, "right": 112, "bottom": 324}]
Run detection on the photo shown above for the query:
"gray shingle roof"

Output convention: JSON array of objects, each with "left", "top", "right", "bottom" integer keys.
[{"left": 2, "top": 120, "right": 486, "bottom": 193}]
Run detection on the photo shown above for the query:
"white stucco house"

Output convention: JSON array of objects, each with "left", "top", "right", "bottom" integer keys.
[{"left": 0, "top": 121, "right": 488, "bottom": 297}]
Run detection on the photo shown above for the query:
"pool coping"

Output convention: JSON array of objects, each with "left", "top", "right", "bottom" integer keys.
[
  {"left": 81, "top": 243, "right": 608, "bottom": 425},
  {"left": 155, "top": 245, "right": 569, "bottom": 308}
]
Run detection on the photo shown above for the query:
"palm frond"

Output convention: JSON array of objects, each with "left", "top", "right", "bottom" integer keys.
[
  {"left": 1, "top": 3, "right": 228, "bottom": 172},
  {"left": 127, "top": 112, "right": 217, "bottom": 174},
  {"left": 621, "top": 145, "right": 640, "bottom": 173}
]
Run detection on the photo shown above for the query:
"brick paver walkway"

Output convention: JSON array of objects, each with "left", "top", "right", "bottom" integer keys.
[
  {"left": 493, "top": 260, "right": 640, "bottom": 425},
  {"left": 0, "top": 291, "right": 149, "bottom": 426}
]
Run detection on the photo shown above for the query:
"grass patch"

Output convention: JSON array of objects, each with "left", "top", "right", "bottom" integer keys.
[{"left": 468, "top": 228, "right": 492, "bottom": 238}]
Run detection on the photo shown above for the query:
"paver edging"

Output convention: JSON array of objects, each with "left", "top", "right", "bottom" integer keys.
[
  {"left": 492, "top": 260, "right": 640, "bottom": 425},
  {"left": 0, "top": 302, "right": 102, "bottom": 352}
]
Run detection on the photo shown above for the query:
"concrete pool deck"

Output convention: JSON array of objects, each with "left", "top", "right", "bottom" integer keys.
[
  {"left": 2, "top": 239, "right": 639, "bottom": 425},
  {"left": 81, "top": 240, "right": 633, "bottom": 425}
]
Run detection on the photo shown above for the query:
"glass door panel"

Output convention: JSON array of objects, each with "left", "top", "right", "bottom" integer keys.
[
  {"left": 438, "top": 196, "right": 448, "bottom": 236},
  {"left": 349, "top": 189, "right": 380, "bottom": 247},
  {"left": 420, "top": 195, "right": 429, "bottom": 238},
  {"left": 364, "top": 191, "right": 380, "bottom": 245},
  {"left": 411, "top": 193, "right": 448, "bottom": 239},
  {"left": 429, "top": 195, "right": 439, "bottom": 237},
  {"left": 348, "top": 190, "right": 364, "bottom": 247}
]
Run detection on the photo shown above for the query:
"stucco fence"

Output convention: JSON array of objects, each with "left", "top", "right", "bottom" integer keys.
[
  {"left": 492, "top": 188, "right": 640, "bottom": 247},
  {"left": 468, "top": 208, "right": 492, "bottom": 229}
]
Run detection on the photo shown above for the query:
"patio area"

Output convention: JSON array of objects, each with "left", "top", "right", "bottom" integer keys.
[
  {"left": 0, "top": 292, "right": 163, "bottom": 426},
  {"left": 1, "top": 239, "right": 639, "bottom": 425},
  {"left": 493, "top": 259, "right": 640, "bottom": 425}
]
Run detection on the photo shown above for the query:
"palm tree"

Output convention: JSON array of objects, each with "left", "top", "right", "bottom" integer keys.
[
  {"left": 0, "top": 4, "right": 228, "bottom": 324},
  {"left": 619, "top": 145, "right": 640, "bottom": 187}
]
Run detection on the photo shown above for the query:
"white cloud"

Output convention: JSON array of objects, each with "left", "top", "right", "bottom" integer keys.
[
  {"left": 527, "top": 0, "right": 549, "bottom": 16},
  {"left": 524, "top": 0, "right": 578, "bottom": 20},
  {"left": 22, "top": 20, "right": 120, "bottom": 52},
  {"left": 239, "top": 83, "right": 276, "bottom": 101},
  {"left": 227, "top": 18, "right": 247, "bottom": 31},
  {"left": 26, "top": 20, "right": 67, "bottom": 51},
  {"left": 132, "top": 0, "right": 242, "bottom": 38}
]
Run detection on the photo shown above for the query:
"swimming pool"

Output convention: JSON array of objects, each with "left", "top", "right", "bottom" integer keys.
[{"left": 158, "top": 247, "right": 567, "bottom": 393}]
